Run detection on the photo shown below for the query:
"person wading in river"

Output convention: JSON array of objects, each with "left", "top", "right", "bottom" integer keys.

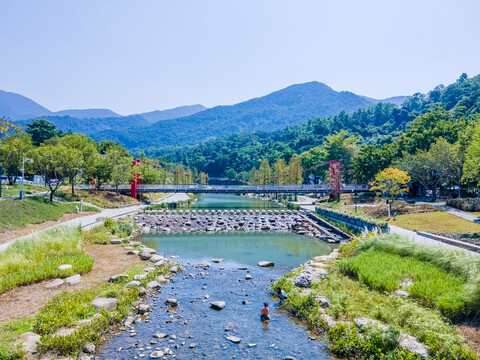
[
  {"left": 261, "top": 303, "right": 270, "bottom": 322},
  {"left": 275, "top": 287, "right": 287, "bottom": 303}
]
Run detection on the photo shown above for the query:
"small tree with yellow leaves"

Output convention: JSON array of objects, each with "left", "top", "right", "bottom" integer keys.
[{"left": 370, "top": 167, "right": 411, "bottom": 217}]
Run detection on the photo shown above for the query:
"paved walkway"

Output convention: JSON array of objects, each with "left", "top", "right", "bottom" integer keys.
[
  {"left": 425, "top": 202, "right": 480, "bottom": 223},
  {"left": 0, "top": 192, "right": 190, "bottom": 252},
  {"left": 295, "top": 199, "right": 475, "bottom": 253}
]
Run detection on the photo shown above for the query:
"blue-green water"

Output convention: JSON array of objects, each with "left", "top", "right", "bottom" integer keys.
[
  {"left": 98, "top": 195, "right": 335, "bottom": 360},
  {"left": 189, "top": 193, "right": 281, "bottom": 210}
]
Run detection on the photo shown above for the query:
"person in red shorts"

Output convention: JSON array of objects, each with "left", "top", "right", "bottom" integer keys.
[{"left": 261, "top": 303, "right": 270, "bottom": 322}]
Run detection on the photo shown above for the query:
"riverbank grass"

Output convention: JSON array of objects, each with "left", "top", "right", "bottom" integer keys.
[
  {"left": 0, "top": 227, "right": 94, "bottom": 293},
  {"left": 273, "top": 234, "right": 479, "bottom": 358},
  {"left": 0, "top": 196, "right": 99, "bottom": 233}
]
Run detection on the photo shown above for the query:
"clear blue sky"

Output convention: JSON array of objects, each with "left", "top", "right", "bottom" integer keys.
[{"left": 1, "top": 0, "right": 479, "bottom": 115}]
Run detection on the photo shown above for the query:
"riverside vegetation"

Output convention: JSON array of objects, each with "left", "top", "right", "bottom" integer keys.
[
  {"left": 0, "top": 218, "right": 175, "bottom": 359},
  {"left": 273, "top": 234, "right": 480, "bottom": 359}
]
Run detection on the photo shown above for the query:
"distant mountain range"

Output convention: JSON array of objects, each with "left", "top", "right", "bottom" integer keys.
[{"left": 1, "top": 83, "right": 408, "bottom": 150}]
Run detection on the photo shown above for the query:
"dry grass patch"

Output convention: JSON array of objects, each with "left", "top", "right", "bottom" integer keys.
[{"left": 383, "top": 211, "right": 480, "bottom": 234}]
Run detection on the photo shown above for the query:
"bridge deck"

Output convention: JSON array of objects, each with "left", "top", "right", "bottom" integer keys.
[{"left": 81, "top": 184, "right": 369, "bottom": 194}]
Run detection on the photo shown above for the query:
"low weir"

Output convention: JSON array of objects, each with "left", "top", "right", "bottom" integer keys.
[{"left": 134, "top": 209, "right": 344, "bottom": 243}]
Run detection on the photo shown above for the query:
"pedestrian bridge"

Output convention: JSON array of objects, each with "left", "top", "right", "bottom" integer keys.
[{"left": 87, "top": 183, "right": 369, "bottom": 195}]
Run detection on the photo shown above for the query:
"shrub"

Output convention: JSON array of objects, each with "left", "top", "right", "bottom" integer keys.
[
  {"left": 104, "top": 218, "right": 114, "bottom": 228},
  {"left": 446, "top": 198, "right": 480, "bottom": 212}
]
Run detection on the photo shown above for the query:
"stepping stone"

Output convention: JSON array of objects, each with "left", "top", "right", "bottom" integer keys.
[
  {"left": 45, "top": 278, "right": 64, "bottom": 288},
  {"left": 211, "top": 258, "right": 224, "bottom": 263},
  {"left": 110, "top": 239, "right": 121, "bottom": 244},
  {"left": 58, "top": 264, "right": 72, "bottom": 271},
  {"left": 153, "top": 332, "right": 168, "bottom": 339},
  {"left": 65, "top": 274, "right": 81, "bottom": 285}
]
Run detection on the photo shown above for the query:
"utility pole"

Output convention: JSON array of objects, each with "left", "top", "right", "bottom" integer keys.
[{"left": 20, "top": 156, "right": 33, "bottom": 200}]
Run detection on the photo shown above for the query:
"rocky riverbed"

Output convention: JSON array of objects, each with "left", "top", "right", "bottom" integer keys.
[{"left": 134, "top": 209, "right": 342, "bottom": 243}]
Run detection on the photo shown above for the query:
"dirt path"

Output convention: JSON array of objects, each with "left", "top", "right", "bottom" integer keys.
[
  {"left": 0, "top": 242, "right": 143, "bottom": 325},
  {"left": 0, "top": 212, "right": 98, "bottom": 245},
  {"left": 457, "top": 323, "right": 480, "bottom": 355}
]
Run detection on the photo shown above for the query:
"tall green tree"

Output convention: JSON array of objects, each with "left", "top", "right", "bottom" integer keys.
[
  {"left": 57, "top": 134, "right": 99, "bottom": 195},
  {"left": 106, "top": 148, "right": 133, "bottom": 194},
  {"left": 26, "top": 119, "right": 62, "bottom": 146},
  {"left": 0, "top": 127, "right": 33, "bottom": 184},
  {"left": 29, "top": 145, "right": 81, "bottom": 201}
]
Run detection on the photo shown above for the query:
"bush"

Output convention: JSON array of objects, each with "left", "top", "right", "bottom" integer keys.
[
  {"left": 104, "top": 218, "right": 114, "bottom": 228},
  {"left": 446, "top": 198, "right": 480, "bottom": 212}
]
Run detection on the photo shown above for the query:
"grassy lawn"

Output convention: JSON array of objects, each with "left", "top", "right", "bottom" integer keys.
[
  {"left": 59, "top": 189, "right": 140, "bottom": 209},
  {"left": 0, "top": 184, "right": 46, "bottom": 198},
  {"left": 382, "top": 211, "right": 480, "bottom": 233},
  {"left": 0, "top": 227, "right": 94, "bottom": 294},
  {"left": 0, "top": 196, "right": 99, "bottom": 233}
]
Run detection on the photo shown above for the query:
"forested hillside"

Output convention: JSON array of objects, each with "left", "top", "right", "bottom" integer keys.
[
  {"left": 90, "top": 82, "right": 396, "bottom": 149},
  {"left": 153, "top": 74, "right": 480, "bottom": 182}
]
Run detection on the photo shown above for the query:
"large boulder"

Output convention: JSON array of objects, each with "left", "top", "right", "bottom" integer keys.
[
  {"left": 139, "top": 252, "right": 152, "bottom": 260},
  {"left": 91, "top": 298, "right": 118, "bottom": 312},
  {"left": 316, "top": 296, "right": 330, "bottom": 308},
  {"left": 398, "top": 333, "right": 429, "bottom": 358},
  {"left": 294, "top": 273, "right": 314, "bottom": 287},
  {"left": 17, "top": 332, "right": 40, "bottom": 355}
]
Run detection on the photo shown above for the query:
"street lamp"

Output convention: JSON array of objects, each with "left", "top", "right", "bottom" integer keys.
[{"left": 20, "top": 156, "right": 33, "bottom": 200}]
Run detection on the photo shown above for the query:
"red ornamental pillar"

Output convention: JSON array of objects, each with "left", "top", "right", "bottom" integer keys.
[
  {"left": 329, "top": 160, "right": 341, "bottom": 200},
  {"left": 131, "top": 159, "right": 142, "bottom": 198}
]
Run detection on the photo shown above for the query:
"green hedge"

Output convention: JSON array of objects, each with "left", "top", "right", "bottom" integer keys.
[
  {"left": 316, "top": 206, "right": 388, "bottom": 233},
  {"left": 446, "top": 198, "right": 480, "bottom": 212}
]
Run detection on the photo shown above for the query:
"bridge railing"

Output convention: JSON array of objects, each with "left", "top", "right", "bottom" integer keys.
[{"left": 78, "top": 183, "right": 369, "bottom": 192}]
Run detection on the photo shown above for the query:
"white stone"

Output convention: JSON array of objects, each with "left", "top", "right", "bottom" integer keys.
[
  {"left": 45, "top": 278, "right": 64, "bottom": 288},
  {"left": 210, "top": 301, "right": 226, "bottom": 310},
  {"left": 58, "top": 264, "right": 72, "bottom": 271},
  {"left": 258, "top": 261, "right": 274, "bottom": 267},
  {"left": 398, "top": 333, "right": 429, "bottom": 358},
  {"left": 226, "top": 336, "right": 241, "bottom": 343},
  {"left": 91, "top": 298, "right": 118, "bottom": 311}
]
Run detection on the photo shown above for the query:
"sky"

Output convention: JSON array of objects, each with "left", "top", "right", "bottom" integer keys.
[{"left": 1, "top": 0, "right": 479, "bottom": 115}]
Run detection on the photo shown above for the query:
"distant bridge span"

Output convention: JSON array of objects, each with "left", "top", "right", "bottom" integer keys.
[{"left": 85, "top": 183, "right": 370, "bottom": 196}]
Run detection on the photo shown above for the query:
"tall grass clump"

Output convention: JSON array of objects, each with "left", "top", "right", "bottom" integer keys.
[
  {"left": 343, "top": 234, "right": 480, "bottom": 319},
  {"left": 0, "top": 227, "right": 93, "bottom": 293},
  {"left": 340, "top": 250, "right": 466, "bottom": 318}
]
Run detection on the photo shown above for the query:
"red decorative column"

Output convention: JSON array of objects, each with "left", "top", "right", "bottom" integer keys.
[
  {"left": 131, "top": 159, "right": 142, "bottom": 198},
  {"left": 329, "top": 160, "right": 341, "bottom": 200}
]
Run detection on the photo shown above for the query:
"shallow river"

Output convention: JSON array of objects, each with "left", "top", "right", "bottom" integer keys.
[{"left": 98, "top": 195, "right": 335, "bottom": 360}]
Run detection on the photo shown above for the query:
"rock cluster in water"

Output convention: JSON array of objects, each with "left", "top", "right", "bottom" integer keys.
[{"left": 134, "top": 209, "right": 340, "bottom": 243}]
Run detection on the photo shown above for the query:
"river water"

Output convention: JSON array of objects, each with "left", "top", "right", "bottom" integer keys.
[{"left": 98, "top": 194, "right": 335, "bottom": 360}]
